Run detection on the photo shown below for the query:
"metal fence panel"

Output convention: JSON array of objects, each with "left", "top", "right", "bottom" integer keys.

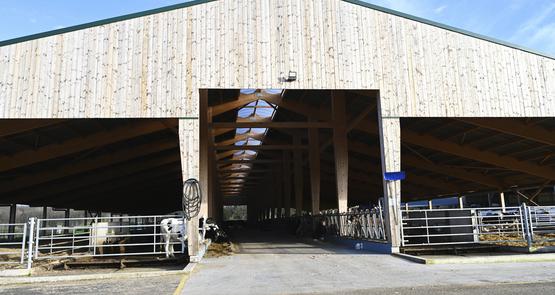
[
  {"left": 528, "top": 206, "right": 555, "bottom": 244},
  {"left": 0, "top": 223, "right": 27, "bottom": 265},
  {"left": 33, "top": 215, "right": 187, "bottom": 260},
  {"left": 401, "top": 207, "right": 526, "bottom": 246}
]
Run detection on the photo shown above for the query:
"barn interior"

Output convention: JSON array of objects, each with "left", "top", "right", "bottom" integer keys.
[
  {"left": 400, "top": 117, "right": 555, "bottom": 207},
  {"left": 206, "top": 89, "right": 555, "bottom": 225},
  {"left": 0, "top": 119, "right": 183, "bottom": 216},
  {"left": 0, "top": 93, "right": 553, "bottom": 224}
]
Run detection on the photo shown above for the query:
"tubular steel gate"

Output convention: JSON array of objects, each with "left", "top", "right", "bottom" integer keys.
[
  {"left": 0, "top": 223, "right": 28, "bottom": 266},
  {"left": 401, "top": 205, "right": 555, "bottom": 247},
  {"left": 33, "top": 215, "right": 186, "bottom": 260}
]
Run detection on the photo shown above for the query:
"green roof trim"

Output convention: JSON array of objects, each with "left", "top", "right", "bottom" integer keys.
[
  {"left": 0, "top": 0, "right": 553, "bottom": 60},
  {"left": 0, "top": 0, "right": 216, "bottom": 47},
  {"left": 343, "top": 0, "right": 555, "bottom": 60}
]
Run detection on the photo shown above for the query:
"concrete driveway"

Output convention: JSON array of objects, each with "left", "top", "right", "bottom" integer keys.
[{"left": 182, "top": 228, "right": 555, "bottom": 295}]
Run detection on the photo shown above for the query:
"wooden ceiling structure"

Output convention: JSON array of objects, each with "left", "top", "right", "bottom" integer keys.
[
  {"left": 0, "top": 119, "right": 182, "bottom": 214},
  {"left": 207, "top": 89, "right": 555, "bottom": 213},
  {"left": 0, "top": 93, "right": 552, "bottom": 216}
]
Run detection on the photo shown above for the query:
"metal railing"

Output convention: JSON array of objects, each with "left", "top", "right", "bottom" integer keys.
[
  {"left": 400, "top": 205, "right": 555, "bottom": 247},
  {"left": 0, "top": 223, "right": 27, "bottom": 265},
  {"left": 33, "top": 215, "right": 186, "bottom": 260},
  {"left": 317, "top": 206, "right": 387, "bottom": 242},
  {"left": 528, "top": 206, "right": 555, "bottom": 244}
]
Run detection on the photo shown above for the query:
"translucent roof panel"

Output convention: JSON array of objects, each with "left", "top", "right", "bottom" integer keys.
[
  {"left": 238, "top": 108, "right": 254, "bottom": 118},
  {"left": 255, "top": 107, "right": 274, "bottom": 118},
  {"left": 236, "top": 128, "right": 250, "bottom": 135},
  {"left": 246, "top": 138, "right": 261, "bottom": 146},
  {"left": 264, "top": 89, "right": 283, "bottom": 95},
  {"left": 240, "top": 89, "right": 256, "bottom": 95},
  {"left": 251, "top": 128, "right": 267, "bottom": 134}
]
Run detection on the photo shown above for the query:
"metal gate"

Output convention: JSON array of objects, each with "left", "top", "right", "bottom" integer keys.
[
  {"left": 0, "top": 223, "right": 27, "bottom": 266},
  {"left": 32, "top": 215, "right": 186, "bottom": 260},
  {"left": 401, "top": 205, "right": 555, "bottom": 247}
]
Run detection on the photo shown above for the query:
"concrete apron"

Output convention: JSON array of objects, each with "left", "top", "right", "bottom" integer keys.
[
  {"left": 394, "top": 252, "right": 555, "bottom": 265},
  {"left": 324, "top": 236, "right": 392, "bottom": 253},
  {"left": 0, "top": 240, "right": 211, "bottom": 285}
]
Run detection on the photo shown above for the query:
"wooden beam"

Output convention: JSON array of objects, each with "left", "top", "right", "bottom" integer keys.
[
  {"left": 0, "top": 120, "right": 64, "bottom": 138},
  {"left": 44, "top": 166, "right": 181, "bottom": 206},
  {"left": 216, "top": 150, "right": 236, "bottom": 160},
  {"left": 0, "top": 139, "right": 178, "bottom": 195},
  {"left": 348, "top": 140, "right": 504, "bottom": 189},
  {"left": 218, "top": 159, "right": 280, "bottom": 164},
  {"left": 456, "top": 118, "right": 555, "bottom": 146},
  {"left": 215, "top": 145, "right": 307, "bottom": 150},
  {"left": 214, "top": 132, "right": 265, "bottom": 146},
  {"left": 283, "top": 151, "right": 292, "bottom": 217},
  {"left": 4, "top": 153, "right": 180, "bottom": 203},
  {"left": 320, "top": 102, "right": 377, "bottom": 152},
  {"left": 293, "top": 135, "right": 304, "bottom": 215},
  {"left": 212, "top": 128, "right": 235, "bottom": 137},
  {"left": 332, "top": 91, "right": 349, "bottom": 212},
  {"left": 0, "top": 120, "right": 175, "bottom": 173},
  {"left": 210, "top": 122, "right": 333, "bottom": 129},
  {"left": 402, "top": 131, "right": 555, "bottom": 180},
  {"left": 210, "top": 93, "right": 260, "bottom": 116},
  {"left": 308, "top": 119, "right": 321, "bottom": 214},
  {"left": 378, "top": 117, "right": 402, "bottom": 250}
]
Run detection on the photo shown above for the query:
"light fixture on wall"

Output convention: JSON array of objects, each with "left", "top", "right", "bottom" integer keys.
[{"left": 286, "top": 71, "right": 297, "bottom": 82}]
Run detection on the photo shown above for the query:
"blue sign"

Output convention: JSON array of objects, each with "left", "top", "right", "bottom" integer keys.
[{"left": 384, "top": 171, "right": 406, "bottom": 181}]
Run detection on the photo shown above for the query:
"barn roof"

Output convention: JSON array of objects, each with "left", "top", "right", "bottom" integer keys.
[{"left": 0, "top": 0, "right": 553, "bottom": 60}]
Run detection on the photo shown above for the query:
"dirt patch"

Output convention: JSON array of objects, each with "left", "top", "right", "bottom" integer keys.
[{"left": 205, "top": 242, "right": 236, "bottom": 258}]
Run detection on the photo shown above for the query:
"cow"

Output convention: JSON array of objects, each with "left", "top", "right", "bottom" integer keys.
[
  {"left": 89, "top": 222, "right": 129, "bottom": 255},
  {"left": 160, "top": 218, "right": 187, "bottom": 258}
]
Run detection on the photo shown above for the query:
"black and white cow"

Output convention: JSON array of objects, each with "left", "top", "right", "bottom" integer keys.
[{"left": 160, "top": 218, "right": 187, "bottom": 258}]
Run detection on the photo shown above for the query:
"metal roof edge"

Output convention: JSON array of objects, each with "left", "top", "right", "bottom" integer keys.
[
  {"left": 0, "top": 0, "right": 216, "bottom": 47},
  {"left": 342, "top": 0, "right": 555, "bottom": 60}
]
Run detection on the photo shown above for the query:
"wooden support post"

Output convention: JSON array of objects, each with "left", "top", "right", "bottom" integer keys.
[
  {"left": 199, "top": 90, "right": 210, "bottom": 220},
  {"left": 378, "top": 114, "right": 402, "bottom": 253},
  {"left": 283, "top": 151, "right": 292, "bottom": 217},
  {"left": 332, "top": 91, "right": 349, "bottom": 213},
  {"left": 293, "top": 135, "right": 304, "bottom": 216},
  {"left": 487, "top": 194, "right": 493, "bottom": 206},
  {"left": 274, "top": 164, "right": 283, "bottom": 218},
  {"left": 308, "top": 120, "right": 321, "bottom": 215},
  {"left": 179, "top": 119, "right": 200, "bottom": 258},
  {"left": 8, "top": 204, "right": 16, "bottom": 239}
]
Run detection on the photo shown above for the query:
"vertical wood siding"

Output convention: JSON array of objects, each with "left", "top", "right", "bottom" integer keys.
[{"left": 0, "top": 0, "right": 554, "bottom": 118}]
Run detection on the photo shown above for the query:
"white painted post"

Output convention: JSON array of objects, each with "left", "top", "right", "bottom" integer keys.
[
  {"left": 458, "top": 196, "right": 464, "bottom": 209},
  {"left": 27, "top": 218, "right": 35, "bottom": 270},
  {"left": 500, "top": 192, "right": 506, "bottom": 213},
  {"left": 20, "top": 223, "right": 27, "bottom": 265}
]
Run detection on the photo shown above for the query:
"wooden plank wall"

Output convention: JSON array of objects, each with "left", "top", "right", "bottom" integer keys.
[{"left": 0, "top": 0, "right": 554, "bottom": 119}]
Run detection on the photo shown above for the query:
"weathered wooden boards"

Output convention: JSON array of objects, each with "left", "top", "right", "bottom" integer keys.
[{"left": 0, "top": 0, "right": 553, "bottom": 119}]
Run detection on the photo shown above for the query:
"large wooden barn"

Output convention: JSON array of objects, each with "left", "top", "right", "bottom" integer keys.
[{"left": 0, "top": 0, "right": 554, "bottom": 255}]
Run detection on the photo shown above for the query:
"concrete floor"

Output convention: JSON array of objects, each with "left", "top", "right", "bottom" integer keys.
[{"left": 182, "top": 228, "right": 555, "bottom": 295}]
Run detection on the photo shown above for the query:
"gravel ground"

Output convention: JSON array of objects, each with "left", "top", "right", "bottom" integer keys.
[{"left": 0, "top": 274, "right": 183, "bottom": 295}]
